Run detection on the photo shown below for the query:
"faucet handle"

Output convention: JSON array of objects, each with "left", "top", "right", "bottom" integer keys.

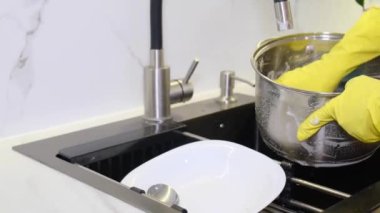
[
  {"left": 170, "top": 58, "right": 199, "bottom": 104},
  {"left": 183, "top": 58, "right": 199, "bottom": 83}
]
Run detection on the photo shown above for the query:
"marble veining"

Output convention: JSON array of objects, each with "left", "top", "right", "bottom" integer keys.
[
  {"left": 126, "top": 45, "right": 144, "bottom": 68},
  {"left": 10, "top": 0, "right": 48, "bottom": 78},
  {"left": 0, "top": 0, "right": 49, "bottom": 133}
]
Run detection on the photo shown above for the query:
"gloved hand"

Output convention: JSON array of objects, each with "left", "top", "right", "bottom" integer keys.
[
  {"left": 297, "top": 75, "right": 380, "bottom": 143},
  {"left": 276, "top": 8, "right": 380, "bottom": 92}
]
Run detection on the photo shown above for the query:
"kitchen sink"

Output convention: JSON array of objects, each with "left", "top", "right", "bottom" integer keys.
[
  {"left": 13, "top": 93, "right": 380, "bottom": 212},
  {"left": 14, "top": 94, "right": 257, "bottom": 213},
  {"left": 56, "top": 94, "right": 257, "bottom": 183}
]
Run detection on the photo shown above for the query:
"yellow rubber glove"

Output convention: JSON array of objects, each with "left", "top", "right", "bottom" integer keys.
[
  {"left": 276, "top": 8, "right": 380, "bottom": 92},
  {"left": 297, "top": 76, "right": 380, "bottom": 143}
]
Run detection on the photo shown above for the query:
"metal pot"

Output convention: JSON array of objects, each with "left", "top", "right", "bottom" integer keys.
[{"left": 251, "top": 33, "right": 380, "bottom": 167}]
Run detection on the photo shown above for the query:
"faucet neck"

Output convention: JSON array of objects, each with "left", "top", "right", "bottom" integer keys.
[
  {"left": 144, "top": 49, "right": 172, "bottom": 124},
  {"left": 150, "top": 49, "right": 164, "bottom": 67}
]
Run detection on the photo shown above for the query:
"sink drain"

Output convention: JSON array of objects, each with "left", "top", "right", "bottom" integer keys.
[{"left": 147, "top": 184, "right": 179, "bottom": 206}]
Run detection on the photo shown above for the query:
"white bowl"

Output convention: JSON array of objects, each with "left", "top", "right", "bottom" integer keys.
[{"left": 122, "top": 140, "right": 285, "bottom": 212}]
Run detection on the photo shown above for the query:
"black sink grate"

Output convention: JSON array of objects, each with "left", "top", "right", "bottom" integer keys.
[{"left": 59, "top": 131, "right": 198, "bottom": 182}]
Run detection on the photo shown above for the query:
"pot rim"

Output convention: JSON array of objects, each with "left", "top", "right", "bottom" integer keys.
[{"left": 251, "top": 32, "right": 343, "bottom": 97}]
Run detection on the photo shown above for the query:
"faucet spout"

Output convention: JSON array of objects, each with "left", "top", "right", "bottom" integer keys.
[{"left": 273, "top": 0, "right": 294, "bottom": 31}]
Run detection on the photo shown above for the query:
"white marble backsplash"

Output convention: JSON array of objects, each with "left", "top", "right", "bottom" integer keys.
[{"left": 0, "top": 0, "right": 361, "bottom": 138}]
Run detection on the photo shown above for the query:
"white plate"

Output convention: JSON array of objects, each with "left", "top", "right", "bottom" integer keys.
[{"left": 122, "top": 140, "right": 285, "bottom": 213}]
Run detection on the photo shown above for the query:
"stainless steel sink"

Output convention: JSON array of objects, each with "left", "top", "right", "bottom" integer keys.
[{"left": 14, "top": 94, "right": 255, "bottom": 213}]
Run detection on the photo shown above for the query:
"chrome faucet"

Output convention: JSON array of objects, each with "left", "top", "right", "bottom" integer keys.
[
  {"left": 273, "top": 0, "right": 294, "bottom": 31},
  {"left": 143, "top": 0, "right": 293, "bottom": 123},
  {"left": 143, "top": 50, "right": 198, "bottom": 123},
  {"left": 144, "top": 0, "right": 198, "bottom": 123}
]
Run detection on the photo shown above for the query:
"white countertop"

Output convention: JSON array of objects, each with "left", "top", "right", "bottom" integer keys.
[{"left": 0, "top": 121, "right": 144, "bottom": 213}]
